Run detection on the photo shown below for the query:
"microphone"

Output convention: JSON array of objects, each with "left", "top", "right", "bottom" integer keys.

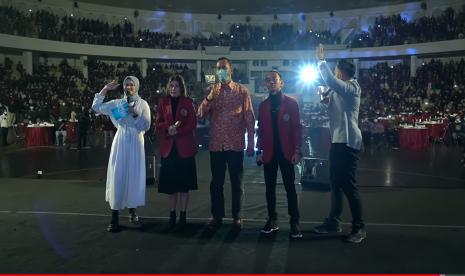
[
  {"left": 127, "top": 97, "right": 137, "bottom": 117},
  {"left": 318, "top": 87, "right": 331, "bottom": 104},
  {"left": 127, "top": 96, "right": 135, "bottom": 106},
  {"left": 321, "top": 88, "right": 332, "bottom": 97}
]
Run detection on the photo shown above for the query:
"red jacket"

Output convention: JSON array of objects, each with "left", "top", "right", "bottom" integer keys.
[
  {"left": 257, "top": 93, "right": 302, "bottom": 164},
  {"left": 156, "top": 96, "right": 197, "bottom": 158}
]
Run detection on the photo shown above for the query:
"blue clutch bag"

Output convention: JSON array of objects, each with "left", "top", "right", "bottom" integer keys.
[{"left": 110, "top": 102, "right": 129, "bottom": 120}]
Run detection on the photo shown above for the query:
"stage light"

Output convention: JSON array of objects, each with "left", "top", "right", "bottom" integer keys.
[{"left": 299, "top": 65, "right": 318, "bottom": 84}]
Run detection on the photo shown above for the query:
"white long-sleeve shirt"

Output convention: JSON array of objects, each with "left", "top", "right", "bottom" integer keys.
[{"left": 318, "top": 61, "right": 363, "bottom": 150}]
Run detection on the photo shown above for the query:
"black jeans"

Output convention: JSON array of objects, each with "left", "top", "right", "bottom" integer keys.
[
  {"left": 329, "top": 143, "right": 364, "bottom": 229},
  {"left": 264, "top": 152, "right": 300, "bottom": 225},
  {"left": 77, "top": 130, "right": 87, "bottom": 149},
  {"left": 1, "top": 127, "right": 8, "bottom": 146},
  {"left": 210, "top": 151, "right": 244, "bottom": 219}
]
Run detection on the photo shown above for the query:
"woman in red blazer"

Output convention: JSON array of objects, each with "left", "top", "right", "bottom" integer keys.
[{"left": 156, "top": 75, "right": 198, "bottom": 228}]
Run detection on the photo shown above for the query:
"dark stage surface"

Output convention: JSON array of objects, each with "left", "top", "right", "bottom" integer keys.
[{"left": 1, "top": 144, "right": 464, "bottom": 273}]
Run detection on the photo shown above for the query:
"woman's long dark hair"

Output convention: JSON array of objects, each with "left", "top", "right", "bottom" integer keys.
[{"left": 167, "top": 75, "right": 187, "bottom": 97}]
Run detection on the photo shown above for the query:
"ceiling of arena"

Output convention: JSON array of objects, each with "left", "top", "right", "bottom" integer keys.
[{"left": 79, "top": 0, "right": 417, "bottom": 14}]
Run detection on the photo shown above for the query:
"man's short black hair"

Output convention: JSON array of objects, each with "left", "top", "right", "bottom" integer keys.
[
  {"left": 336, "top": 59, "right": 356, "bottom": 78},
  {"left": 268, "top": 70, "right": 282, "bottom": 80},
  {"left": 217, "top": 57, "right": 232, "bottom": 66}
]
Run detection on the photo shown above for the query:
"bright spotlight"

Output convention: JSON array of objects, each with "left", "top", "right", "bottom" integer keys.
[{"left": 299, "top": 65, "right": 318, "bottom": 84}]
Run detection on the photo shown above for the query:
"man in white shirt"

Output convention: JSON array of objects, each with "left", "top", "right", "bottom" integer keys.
[
  {"left": 0, "top": 110, "right": 9, "bottom": 146},
  {"left": 312, "top": 44, "right": 366, "bottom": 243}
]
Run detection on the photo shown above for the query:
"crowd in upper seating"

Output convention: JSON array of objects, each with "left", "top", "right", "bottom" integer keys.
[
  {"left": 351, "top": 6, "right": 465, "bottom": 48},
  {"left": 0, "top": 6, "right": 339, "bottom": 50},
  {"left": 2, "top": 5, "right": 464, "bottom": 51}
]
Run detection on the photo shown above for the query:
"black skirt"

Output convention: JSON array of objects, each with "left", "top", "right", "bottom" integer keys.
[{"left": 158, "top": 145, "right": 198, "bottom": 194}]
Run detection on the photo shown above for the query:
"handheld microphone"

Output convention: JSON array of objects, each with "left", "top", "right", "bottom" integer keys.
[{"left": 127, "top": 97, "right": 137, "bottom": 117}]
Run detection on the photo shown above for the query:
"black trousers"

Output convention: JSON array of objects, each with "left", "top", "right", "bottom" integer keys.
[
  {"left": 77, "top": 130, "right": 87, "bottom": 149},
  {"left": 210, "top": 151, "right": 244, "bottom": 219},
  {"left": 1, "top": 127, "right": 8, "bottom": 146},
  {"left": 264, "top": 152, "right": 300, "bottom": 224},
  {"left": 329, "top": 143, "right": 364, "bottom": 229}
]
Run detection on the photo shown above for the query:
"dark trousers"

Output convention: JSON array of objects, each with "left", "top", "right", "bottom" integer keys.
[
  {"left": 329, "top": 143, "right": 364, "bottom": 229},
  {"left": 1, "top": 127, "right": 8, "bottom": 146},
  {"left": 264, "top": 152, "right": 300, "bottom": 224},
  {"left": 77, "top": 130, "right": 87, "bottom": 149},
  {"left": 210, "top": 151, "right": 244, "bottom": 219}
]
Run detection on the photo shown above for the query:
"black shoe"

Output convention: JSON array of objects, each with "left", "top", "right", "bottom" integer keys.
[
  {"left": 207, "top": 218, "right": 223, "bottom": 229},
  {"left": 345, "top": 228, "right": 367, "bottom": 243},
  {"left": 108, "top": 210, "right": 119, "bottom": 232},
  {"left": 129, "top": 208, "right": 141, "bottom": 224},
  {"left": 179, "top": 211, "right": 187, "bottom": 226},
  {"left": 261, "top": 219, "right": 279, "bottom": 234},
  {"left": 169, "top": 211, "right": 177, "bottom": 227},
  {"left": 231, "top": 218, "right": 243, "bottom": 231},
  {"left": 290, "top": 224, "right": 303, "bottom": 239},
  {"left": 313, "top": 218, "right": 342, "bottom": 234},
  {"left": 107, "top": 223, "right": 120, "bottom": 232}
]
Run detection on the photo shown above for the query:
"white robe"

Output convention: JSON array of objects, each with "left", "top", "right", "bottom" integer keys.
[{"left": 92, "top": 93, "right": 151, "bottom": 210}]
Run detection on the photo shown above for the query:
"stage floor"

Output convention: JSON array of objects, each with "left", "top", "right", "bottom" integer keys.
[{"left": 0, "top": 144, "right": 464, "bottom": 273}]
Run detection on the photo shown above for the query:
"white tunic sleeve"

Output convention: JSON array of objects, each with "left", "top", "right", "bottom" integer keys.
[
  {"left": 92, "top": 93, "right": 119, "bottom": 116},
  {"left": 134, "top": 100, "right": 151, "bottom": 132}
]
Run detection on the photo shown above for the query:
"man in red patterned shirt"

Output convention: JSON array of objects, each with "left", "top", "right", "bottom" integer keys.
[{"left": 198, "top": 57, "right": 255, "bottom": 231}]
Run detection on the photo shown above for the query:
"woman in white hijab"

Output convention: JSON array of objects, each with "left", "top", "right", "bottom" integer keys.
[{"left": 92, "top": 76, "right": 151, "bottom": 232}]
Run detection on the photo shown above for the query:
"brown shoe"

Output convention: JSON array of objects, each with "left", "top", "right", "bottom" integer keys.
[{"left": 231, "top": 218, "right": 243, "bottom": 231}]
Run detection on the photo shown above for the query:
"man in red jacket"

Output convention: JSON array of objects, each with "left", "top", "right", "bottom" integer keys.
[{"left": 256, "top": 70, "right": 303, "bottom": 239}]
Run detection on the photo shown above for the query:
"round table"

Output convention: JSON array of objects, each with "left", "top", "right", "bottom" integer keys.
[
  {"left": 26, "top": 125, "right": 54, "bottom": 147},
  {"left": 398, "top": 127, "right": 429, "bottom": 150},
  {"left": 419, "top": 122, "right": 448, "bottom": 140}
]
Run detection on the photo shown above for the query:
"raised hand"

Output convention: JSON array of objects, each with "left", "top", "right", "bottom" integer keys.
[
  {"left": 100, "top": 80, "right": 120, "bottom": 96},
  {"left": 316, "top": 44, "right": 325, "bottom": 61},
  {"left": 104, "top": 80, "right": 120, "bottom": 91}
]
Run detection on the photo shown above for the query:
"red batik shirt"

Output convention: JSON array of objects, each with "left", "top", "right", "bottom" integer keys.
[{"left": 198, "top": 81, "right": 255, "bottom": 152}]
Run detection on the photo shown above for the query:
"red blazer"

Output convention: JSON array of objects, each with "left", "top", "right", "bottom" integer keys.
[
  {"left": 257, "top": 93, "right": 302, "bottom": 164},
  {"left": 156, "top": 96, "right": 197, "bottom": 158}
]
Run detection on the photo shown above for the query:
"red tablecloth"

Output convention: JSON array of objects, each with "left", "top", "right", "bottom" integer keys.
[
  {"left": 26, "top": 127, "right": 54, "bottom": 147},
  {"left": 66, "top": 122, "right": 77, "bottom": 143},
  {"left": 420, "top": 122, "right": 448, "bottom": 139},
  {"left": 398, "top": 128, "right": 429, "bottom": 150}
]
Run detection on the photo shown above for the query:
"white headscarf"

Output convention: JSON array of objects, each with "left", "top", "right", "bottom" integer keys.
[
  {"left": 123, "top": 76, "right": 140, "bottom": 94},
  {"left": 123, "top": 76, "right": 141, "bottom": 102}
]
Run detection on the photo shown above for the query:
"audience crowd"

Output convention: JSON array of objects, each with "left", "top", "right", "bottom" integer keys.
[
  {"left": 351, "top": 6, "right": 465, "bottom": 48},
  {"left": 2, "top": 5, "right": 464, "bottom": 51}
]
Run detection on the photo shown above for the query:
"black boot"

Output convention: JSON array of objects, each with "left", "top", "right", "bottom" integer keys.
[
  {"left": 169, "top": 210, "right": 176, "bottom": 227},
  {"left": 129, "top": 208, "right": 140, "bottom": 224},
  {"left": 179, "top": 211, "right": 187, "bottom": 226},
  {"left": 107, "top": 210, "right": 120, "bottom": 232}
]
